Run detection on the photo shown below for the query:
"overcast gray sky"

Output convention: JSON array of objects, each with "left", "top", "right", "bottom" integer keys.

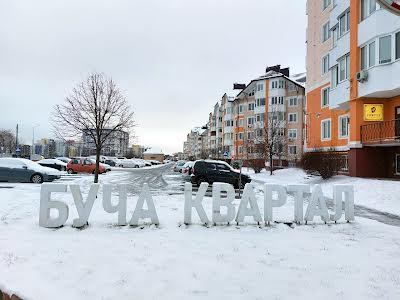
[{"left": 0, "top": 0, "right": 307, "bottom": 154}]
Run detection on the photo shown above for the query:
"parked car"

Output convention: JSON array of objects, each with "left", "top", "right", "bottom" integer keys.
[
  {"left": 88, "top": 155, "right": 109, "bottom": 163},
  {"left": 0, "top": 158, "right": 61, "bottom": 183},
  {"left": 88, "top": 159, "right": 112, "bottom": 172},
  {"left": 191, "top": 160, "right": 251, "bottom": 188},
  {"left": 55, "top": 157, "right": 71, "bottom": 164},
  {"left": 38, "top": 158, "right": 68, "bottom": 171},
  {"left": 148, "top": 160, "right": 162, "bottom": 165},
  {"left": 67, "top": 158, "right": 106, "bottom": 174},
  {"left": 131, "top": 159, "right": 147, "bottom": 167},
  {"left": 115, "top": 158, "right": 140, "bottom": 168},
  {"left": 30, "top": 154, "right": 44, "bottom": 161},
  {"left": 174, "top": 160, "right": 186, "bottom": 172},
  {"left": 136, "top": 159, "right": 152, "bottom": 167},
  {"left": 104, "top": 159, "right": 116, "bottom": 167},
  {"left": 182, "top": 161, "right": 195, "bottom": 180}
]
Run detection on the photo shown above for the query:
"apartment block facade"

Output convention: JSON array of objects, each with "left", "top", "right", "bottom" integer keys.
[
  {"left": 306, "top": 0, "right": 400, "bottom": 178},
  {"left": 183, "top": 66, "right": 306, "bottom": 167}
]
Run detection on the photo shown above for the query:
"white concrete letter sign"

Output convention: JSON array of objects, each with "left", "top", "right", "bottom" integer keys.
[
  {"left": 70, "top": 184, "right": 99, "bottom": 227},
  {"left": 184, "top": 182, "right": 210, "bottom": 224},
  {"left": 287, "top": 184, "right": 310, "bottom": 223},
  {"left": 330, "top": 185, "right": 354, "bottom": 222},
  {"left": 212, "top": 182, "right": 236, "bottom": 224},
  {"left": 102, "top": 184, "right": 128, "bottom": 226},
  {"left": 305, "top": 185, "right": 329, "bottom": 222},
  {"left": 130, "top": 183, "right": 159, "bottom": 226},
  {"left": 264, "top": 184, "right": 287, "bottom": 223},
  {"left": 39, "top": 183, "right": 69, "bottom": 228},
  {"left": 236, "top": 183, "right": 262, "bottom": 223}
]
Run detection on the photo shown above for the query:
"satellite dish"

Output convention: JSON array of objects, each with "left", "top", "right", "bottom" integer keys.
[{"left": 377, "top": 0, "right": 400, "bottom": 15}]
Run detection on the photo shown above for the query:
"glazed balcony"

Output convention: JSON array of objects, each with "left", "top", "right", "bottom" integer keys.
[{"left": 361, "top": 119, "right": 400, "bottom": 145}]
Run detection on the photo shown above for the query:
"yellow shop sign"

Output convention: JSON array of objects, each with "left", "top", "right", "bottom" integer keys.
[{"left": 364, "top": 104, "right": 383, "bottom": 121}]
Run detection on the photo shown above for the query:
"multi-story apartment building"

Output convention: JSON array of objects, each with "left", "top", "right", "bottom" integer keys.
[
  {"left": 183, "top": 127, "right": 208, "bottom": 159},
  {"left": 232, "top": 66, "right": 306, "bottom": 166},
  {"left": 306, "top": 0, "right": 400, "bottom": 178},
  {"left": 221, "top": 93, "right": 236, "bottom": 159},
  {"left": 82, "top": 129, "right": 129, "bottom": 157}
]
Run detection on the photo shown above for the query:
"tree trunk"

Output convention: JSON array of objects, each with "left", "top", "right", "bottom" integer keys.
[
  {"left": 269, "top": 153, "right": 273, "bottom": 176},
  {"left": 94, "top": 147, "right": 101, "bottom": 183}
]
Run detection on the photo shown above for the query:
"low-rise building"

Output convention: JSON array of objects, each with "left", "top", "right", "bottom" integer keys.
[{"left": 143, "top": 148, "right": 165, "bottom": 162}]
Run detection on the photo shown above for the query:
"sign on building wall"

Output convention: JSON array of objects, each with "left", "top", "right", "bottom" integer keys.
[
  {"left": 377, "top": 0, "right": 400, "bottom": 15},
  {"left": 364, "top": 104, "right": 384, "bottom": 121}
]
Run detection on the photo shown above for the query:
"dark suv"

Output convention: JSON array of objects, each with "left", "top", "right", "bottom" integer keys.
[{"left": 191, "top": 160, "right": 251, "bottom": 188}]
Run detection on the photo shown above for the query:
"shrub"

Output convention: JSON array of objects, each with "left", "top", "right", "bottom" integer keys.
[
  {"left": 300, "top": 151, "right": 346, "bottom": 179},
  {"left": 248, "top": 159, "right": 265, "bottom": 173}
]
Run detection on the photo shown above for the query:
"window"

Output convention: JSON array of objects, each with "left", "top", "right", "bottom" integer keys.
[
  {"left": 321, "top": 119, "right": 331, "bottom": 140},
  {"left": 239, "top": 119, "right": 244, "bottom": 126},
  {"left": 257, "top": 83, "right": 264, "bottom": 91},
  {"left": 379, "top": 35, "right": 392, "bottom": 64},
  {"left": 361, "top": 46, "right": 367, "bottom": 70},
  {"left": 206, "top": 163, "right": 217, "bottom": 170},
  {"left": 331, "top": 65, "right": 338, "bottom": 88},
  {"left": 247, "top": 117, "right": 255, "bottom": 125},
  {"left": 289, "top": 97, "right": 298, "bottom": 107},
  {"left": 288, "top": 146, "right": 297, "bottom": 155},
  {"left": 338, "top": 54, "right": 349, "bottom": 82},
  {"left": 278, "top": 80, "right": 285, "bottom": 89},
  {"left": 321, "top": 87, "right": 330, "bottom": 107},
  {"left": 248, "top": 102, "right": 255, "bottom": 111},
  {"left": 323, "top": 0, "right": 331, "bottom": 10},
  {"left": 369, "top": 41, "right": 376, "bottom": 67},
  {"left": 332, "top": 26, "right": 338, "bottom": 47},
  {"left": 322, "top": 22, "right": 330, "bottom": 42},
  {"left": 288, "top": 113, "right": 298, "bottom": 123},
  {"left": 339, "top": 115, "right": 349, "bottom": 138},
  {"left": 256, "top": 98, "right": 266, "bottom": 106},
  {"left": 322, "top": 54, "right": 329, "bottom": 74},
  {"left": 256, "top": 113, "right": 265, "bottom": 122},
  {"left": 247, "top": 132, "right": 254, "bottom": 140},
  {"left": 396, "top": 154, "right": 400, "bottom": 175},
  {"left": 237, "top": 133, "right": 244, "bottom": 140},
  {"left": 225, "top": 120, "right": 233, "bottom": 127},
  {"left": 271, "top": 81, "right": 278, "bottom": 89},
  {"left": 338, "top": 11, "right": 350, "bottom": 38},
  {"left": 288, "top": 129, "right": 297, "bottom": 139},
  {"left": 361, "top": 0, "right": 377, "bottom": 21},
  {"left": 396, "top": 32, "right": 400, "bottom": 60},
  {"left": 217, "top": 164, "right": 230, "bottom": 171},
  {"left": 269, "top": 112, "right": 285, "bottom": 121}
]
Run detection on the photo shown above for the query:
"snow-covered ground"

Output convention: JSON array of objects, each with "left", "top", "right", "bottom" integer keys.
[
  {"left": 245, "top": 168, "right": 400, "bottom": 216},
  {"left": 0, "top": 169, "right": 399, "bottom": 299}
]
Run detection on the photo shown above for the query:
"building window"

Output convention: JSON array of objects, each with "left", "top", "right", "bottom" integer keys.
[
  {"left": 278, "top": 80, "right": 285, "bottom": 89},
  {"left": 332, "top": 26, "right": 338, "bottom": 47},
  {"left": 323, "top": 0, "right": 331, "bottom": 10},
  {"left": 321, "top": 87, "right": 330, "bottom": 107},
  {"left": 322, "top": 54, "right": 329, "bottom": 74},
  {"left": 288, "top": 113, "right": 298, "bottom": 123},
  {"left": 288, "top": 129, "right": 297, "bottom": 139},
  {"left": 369, "top": 41, "right": 376, "bottom": 67},
  {"left": 257, "top": 83, "right": 264, "bottom": 91},
  {"left": 322, "top": 22, "right": 330, "bottom": 42},
  {"left": 256, "top": 98, "right": 266, "bottom": 106},
  {"left": 396, "top": 154, "right": 400, "bottom": 175},
  {"left": 338, "top": 54, "right": 349, "bottom": 82},
  {"left": 361, "top": 46, "right": 367, "bottom": 70},
  {"left": 247, "top": 117, "right": 255, "bottom": 125},
  {"left": 379, "top": 35, "right": 392, "bottom": 64},
  {"left": 331, "top": 65, "right": 338, "bottom": 88},
  {"left": 396, "top": 32, "right": 400, "bottom": 60},
  {"left": 271, "top": 81, "right": 278, "bottom": 89},
  {"left": 321, "top": 119, "right": 331, "bottom": 140},
  {"left": 247, "top": 132, "right": 254, "bottom": 140},
  {"left": 288, "top": 145, "right": 297, "bottom": 155},
  {"left": 339, "top": 115, "right": 349, "bottom": 138},
  {"left": 248, "top": 102, "right": 255, "bottom": 111},
  {"left": 361, "top": 41, "right": 376, "bottom": 70},
  {"left": 289, "top": 97, "right": 298, "bottom": 107},
  {"left": 256, "top": 113, "right": 265, "bottom": 122},
  {"left": 361, "top": 0, "right": 377, "bottom": 21},
  {"left": 338, "top": 11, "right": 350, "bottom": 38}
]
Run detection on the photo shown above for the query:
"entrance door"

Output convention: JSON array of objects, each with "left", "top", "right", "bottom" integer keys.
[{"left": 396, "top": 106, "right": 400, "bottom": 137}]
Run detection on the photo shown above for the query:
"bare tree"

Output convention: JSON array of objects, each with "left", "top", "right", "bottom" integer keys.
[
  {"left": 254, "top": 105, "right": 286, "bottom": 175},
  {"left": 0, "top": 129, "right": 16, "bottom": 157},
  {"left": 52, "top": 73, "right": 135, "bottom": 183}
]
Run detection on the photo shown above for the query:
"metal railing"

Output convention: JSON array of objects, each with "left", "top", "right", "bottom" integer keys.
[{"left": 361, "top": 119, "right": 400, "bottom": 144}]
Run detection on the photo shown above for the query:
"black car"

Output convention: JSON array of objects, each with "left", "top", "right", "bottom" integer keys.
[
  {"left": 191, "top": 160, "right": 251, "bottom": 188},
  {"left": 104, "top": 159, "right": 116, "bottom": 167}
]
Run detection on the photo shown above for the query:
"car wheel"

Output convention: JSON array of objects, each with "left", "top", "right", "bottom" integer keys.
[
  {"left": 31, "top": 174, "right": 43, "bottom": 184},
  {"left": 135, "top": 165, "right": 139, "bottom": 168},
  {"left": 197, "top": 177, "right": 207, "bottom": 187},
  {"left": 67, "top": 169, "right": 74, "bottom": 174}
]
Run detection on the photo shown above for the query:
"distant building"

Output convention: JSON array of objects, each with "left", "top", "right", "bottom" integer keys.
[
  {"left": 143, "top": 148, "right": 164, "bottom": 162},
  {"left": 131, "top": 144, "right": 145, "bottom": 158},
  {"left": 82, "top": 129, "right": 129, "bottom": 157}
]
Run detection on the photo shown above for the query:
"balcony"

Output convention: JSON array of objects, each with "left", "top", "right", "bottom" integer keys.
[{"left": 361, "top": 119, "right": 400, "bottom": 145}]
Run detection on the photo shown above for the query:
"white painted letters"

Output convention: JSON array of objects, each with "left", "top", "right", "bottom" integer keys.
[{"left": 39, "top": 183, "right": 69, "bottom": 228}]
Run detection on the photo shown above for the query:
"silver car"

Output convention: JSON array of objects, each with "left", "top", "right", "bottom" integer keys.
[{"left": 0, "top": 158, "right": 61, "bottom": 183}]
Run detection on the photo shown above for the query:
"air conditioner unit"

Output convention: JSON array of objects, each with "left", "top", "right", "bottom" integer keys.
[{"left": 356, "top": 70, "right": 368, "bottom": 83}]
